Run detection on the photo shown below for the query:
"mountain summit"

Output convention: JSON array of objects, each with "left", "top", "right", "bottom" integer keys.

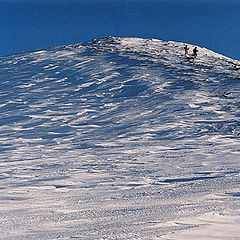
[{"left": 0, "top": 37, "right": 240, "bottom": 239}]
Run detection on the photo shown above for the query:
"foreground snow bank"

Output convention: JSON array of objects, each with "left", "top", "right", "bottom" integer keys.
[{"left": 164, "top": 209, "right": 240, "bottom": 240}]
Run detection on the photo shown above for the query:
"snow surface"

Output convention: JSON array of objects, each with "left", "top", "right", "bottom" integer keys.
[{"left": 0, "top": 36, "right": 240, "bottom": 239}]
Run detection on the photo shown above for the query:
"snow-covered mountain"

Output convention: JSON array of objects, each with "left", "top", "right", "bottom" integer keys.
[{"left": 0, "top": 37, "right": 240, "bottom": 239}]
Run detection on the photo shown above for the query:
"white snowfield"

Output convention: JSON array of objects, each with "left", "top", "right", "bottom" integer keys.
[{"left": 0, "top": 37, "right": 240, "bottom": 239}]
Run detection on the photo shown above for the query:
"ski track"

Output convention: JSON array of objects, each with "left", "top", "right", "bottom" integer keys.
[{"left": 0, "top": 37, "right": 240, "bottom": 239}]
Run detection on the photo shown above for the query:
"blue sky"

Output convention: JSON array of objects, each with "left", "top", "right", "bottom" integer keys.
[{"left": 0, "top": 0, "right": 240, "bottom": 59}]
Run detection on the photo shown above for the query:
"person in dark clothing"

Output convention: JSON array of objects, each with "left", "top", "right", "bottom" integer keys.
[{"left": 193, "top": 47, "right": 198, "bottom": 58}]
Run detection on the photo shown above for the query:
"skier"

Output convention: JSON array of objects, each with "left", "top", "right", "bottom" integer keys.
[
  {"left": 193, "top": 47, "right": 198, "bottom": 58},
  {"left": 184, "top": 45, "right": 189, "bottom": 55}
]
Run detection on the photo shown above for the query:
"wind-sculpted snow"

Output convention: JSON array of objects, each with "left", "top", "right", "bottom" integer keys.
[{"left": 0, "top": 37, "right": 240, "bottom": 239}]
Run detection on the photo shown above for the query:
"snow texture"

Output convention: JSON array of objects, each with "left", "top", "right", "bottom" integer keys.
[{"left": 0, "top": 37, "right": 240, "bottom": 239}]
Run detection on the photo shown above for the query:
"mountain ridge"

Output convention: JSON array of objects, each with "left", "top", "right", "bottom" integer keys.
[{"left": 0, "top": 37, "right": 240, "bottom": 239}]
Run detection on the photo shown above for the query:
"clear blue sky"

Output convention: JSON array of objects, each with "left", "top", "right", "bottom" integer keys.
[{"left": 0, "top": 0, "right": 239, "bottom": 60}]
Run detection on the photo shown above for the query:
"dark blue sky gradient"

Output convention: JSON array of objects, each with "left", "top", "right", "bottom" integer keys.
[{"left": 0, "top": 0, "right": 239, "bottom": 59}]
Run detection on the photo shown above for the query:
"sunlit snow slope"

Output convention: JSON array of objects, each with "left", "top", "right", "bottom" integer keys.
[{"left": 0, "top": 37, "right": 240, "bottom": 239}]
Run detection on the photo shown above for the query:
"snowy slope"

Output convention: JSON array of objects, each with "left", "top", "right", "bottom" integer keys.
[{"left": 0, "top": 37, "right": 240, "bottom": 239}]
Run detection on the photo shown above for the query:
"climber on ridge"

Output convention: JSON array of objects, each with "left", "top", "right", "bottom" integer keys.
[
  {"left": 193, "top": 47, "right": 198, "bottom": 58},
  {"left": 184, "top": 45, "right": 189, "bottom": 55}
]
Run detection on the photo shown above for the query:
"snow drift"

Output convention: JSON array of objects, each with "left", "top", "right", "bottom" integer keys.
[{"left": 0, "top": 37, "right": 240, "bottom": 239}]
